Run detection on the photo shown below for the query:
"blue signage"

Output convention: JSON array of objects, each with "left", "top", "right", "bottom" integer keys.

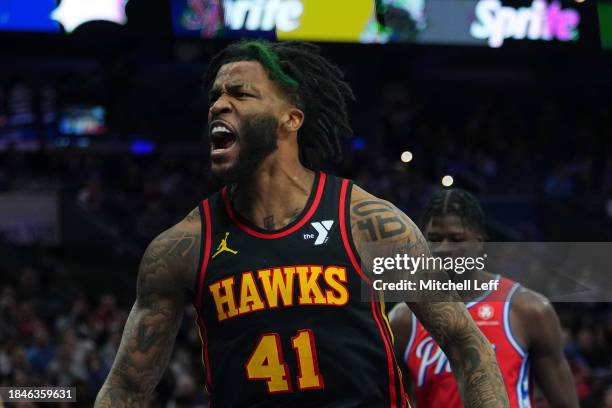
[{"left": 0, "top": 0, "right": 60, "bottom": 32}]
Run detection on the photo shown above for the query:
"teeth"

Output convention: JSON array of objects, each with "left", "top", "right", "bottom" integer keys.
[{"left": 212, "top": 125, "right": 231, "bottom": 134}]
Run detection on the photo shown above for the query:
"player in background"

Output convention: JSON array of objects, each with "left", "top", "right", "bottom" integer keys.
[{"left": 390, "top": 188, "right": 578, "bottom": 407}]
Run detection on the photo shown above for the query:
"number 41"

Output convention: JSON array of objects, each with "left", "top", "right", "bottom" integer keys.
[{"left": 245, "top": 329, "right": 324, "bottom": 393}]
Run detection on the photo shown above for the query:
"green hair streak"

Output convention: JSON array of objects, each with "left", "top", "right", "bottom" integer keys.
[{"left": 240, "top": 40, "right": 299, "bottom": 90}]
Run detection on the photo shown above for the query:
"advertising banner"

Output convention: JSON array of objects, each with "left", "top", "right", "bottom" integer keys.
[{"left": 172, "top": 0, "right": 587, "bottom": 48}]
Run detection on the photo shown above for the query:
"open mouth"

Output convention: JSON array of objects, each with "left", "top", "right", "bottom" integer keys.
[{"left": 210, "top": 121, "right": 237, "bottom": 152}]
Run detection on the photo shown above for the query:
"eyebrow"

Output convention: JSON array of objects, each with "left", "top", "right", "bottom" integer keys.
[
  {"left": 227, "top": 84, "right": 248, "bottom": 94},
  {"left": 210, "top": 83, "right": 258, "bottom": 95}
]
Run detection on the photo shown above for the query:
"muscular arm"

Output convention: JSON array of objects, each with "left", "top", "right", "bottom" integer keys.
[
  {"left": 388, "top": 303, "right": 412, "bottom": 369},
  {"left": 95, "top": 209, "right": 201, "bottom": 407},
  {"left": 349, "top": 185, "right": 509, "bottom": 408},
  {"left": 513, "top": 289, "right": 578, "bottom": 408}
]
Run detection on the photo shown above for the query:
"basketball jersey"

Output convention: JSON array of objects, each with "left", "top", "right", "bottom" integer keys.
[
  {"left": 404, "top": 277, "right": 534, "bottom": 408},
  {"left": 193, "top": 172, "right": 407, "bottom": 408}
]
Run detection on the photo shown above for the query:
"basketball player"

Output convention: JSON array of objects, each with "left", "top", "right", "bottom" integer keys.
[
  {"left": 390, "top": 189, "right": 578, "bottom": 407},
  {"left": 95, "top": 41, "right": 509, "bottom": 407}
]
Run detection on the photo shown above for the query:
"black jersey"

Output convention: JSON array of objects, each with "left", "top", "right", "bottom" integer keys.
[{"left": 193, "top": 172, "right": 407, "bottom": 408}]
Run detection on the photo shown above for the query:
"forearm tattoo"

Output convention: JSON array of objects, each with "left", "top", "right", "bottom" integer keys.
[{"left": 95, "top": 211, "right": 200, "bottom": 407}]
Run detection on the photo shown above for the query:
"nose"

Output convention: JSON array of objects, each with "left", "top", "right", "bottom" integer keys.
[
  {"left": 209, "top": 94, "right": 232, "bottom": 117},
  {"left": 432, "top": 239, "right": 453, "bottom": 257}
]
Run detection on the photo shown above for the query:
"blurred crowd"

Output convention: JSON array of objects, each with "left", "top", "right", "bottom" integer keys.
[
  {"left": 351, "top": 82, "right": 612, "bottom": 228},
  {"left": 0, "top": 264, "right": 209, "bottom": 407},
  {"left": 0, "top": 148, "right": 204, "bottom": 246},
  {"left": 2, "top": 81, "right": 611, "bottom": 244}
]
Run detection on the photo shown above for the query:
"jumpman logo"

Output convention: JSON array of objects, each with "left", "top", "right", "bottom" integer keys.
[{"left": 212, "top": 232, "right": 238, "bottom": 259}]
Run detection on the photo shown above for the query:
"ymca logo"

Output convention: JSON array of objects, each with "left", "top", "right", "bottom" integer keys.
[{"left": 303, "top": 220, "right": 334, "bottom": 246}]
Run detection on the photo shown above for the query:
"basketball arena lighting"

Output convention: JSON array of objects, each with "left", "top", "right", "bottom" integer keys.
[
  {"left": 400, "top": 150, "right": 413, "bottom": 163},
  {"left": 51, "top": 0, "right": 128, "bottom": 33},
  {"left": 442, "top": 175, "right": 454, "bottom": 187}
]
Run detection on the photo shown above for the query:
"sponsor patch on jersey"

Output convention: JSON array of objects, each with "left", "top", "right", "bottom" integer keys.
[
  {"left": 475, "top": 303, "right": 500, "bottom": 326},
  {"left": 478, "top": 304, "right": 494, "bottom": 319},
  {"left": 304, "top": 220, "right": 334, "bottom": 245}
]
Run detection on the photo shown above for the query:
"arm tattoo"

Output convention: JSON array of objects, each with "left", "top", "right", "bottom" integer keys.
[
  {"left": 262, "top": 208, "right": 301, "bottom": 230},
  {"left": 95, "top": 217, "right": 200, "bottom": 407},
  {"left": 263, "top": 215, "right": 275, "bottom": 230},
  {"left": 164, "top": 230, "right": 197, "bottom": 258},
  {"left": 349, "top": 189, "right": 509, "bottom": 407},
  {"left": 352, "top": 200, "right": 408, "bottom": 241},
  {"left": 184, "top": 207, "right": 200, "bottom": 222},
  {"left": 136, "top": 317, "right": 162, "bottom": 353},
  {"left": 412, "top": 302, "right": 509, "bottom": 407}
]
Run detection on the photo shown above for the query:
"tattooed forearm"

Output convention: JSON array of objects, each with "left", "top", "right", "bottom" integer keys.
[
  {"left": 95, "top": 213, "right": 200, "bottom": 407},
  {"left": 95, "top": 304, "right": 182, "bottom": 406},
  {"left": 349, "top": 186, "right": 509, "bottom": 407},
  {"left": 411, "top": 301, "right": 510, "bottom": 408},
  {"left": 457, "top": 336, "right": 509, "bottom": 406}
]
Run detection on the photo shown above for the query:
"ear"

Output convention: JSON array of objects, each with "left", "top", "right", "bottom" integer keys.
[{"left": 281, "top": 107, "right": 304, "bottom": 134}]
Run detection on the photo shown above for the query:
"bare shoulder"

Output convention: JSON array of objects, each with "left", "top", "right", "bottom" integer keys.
[
  {"left": 138, "top": 207, "right": 202, "bottom": 300},
  {"left": 510, "top": 286, "right": 557, "bottom": 323},
  {"left": 349, "top": 184, "right": 425, "bottom": 249},
  {"left": 349, "top": 184, "right": 397, "bottom": 218},
  {"left": 389, "top": 301, "right": 411, "bottom": 322},
  {"left": 389, "top": 302, "right": 413, "bottom": 328},
  {"left": 350, "top": 183, "right": 379, "bottom": 203},
  {"left": 389, "top": 302, "right": 414, "bottom": 356},
  {"left": 508, "top": 285, "right": 562, "bottom": 351}
]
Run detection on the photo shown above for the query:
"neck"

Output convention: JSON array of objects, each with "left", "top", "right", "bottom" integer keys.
[{"left": 230, "top": 155, "right": 316, "bottom": 231}]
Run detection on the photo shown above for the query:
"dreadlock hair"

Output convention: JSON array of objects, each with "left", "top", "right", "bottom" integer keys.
[
  {"left": 420, "top": 188, "right": 488, "bottom": 239},
  {"left": 202, "top": 40, "right": 355, "bottom": 170}
]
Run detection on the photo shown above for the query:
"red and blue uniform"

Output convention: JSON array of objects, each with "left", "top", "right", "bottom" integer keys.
[{"left": 404, "top": 276, "right": 534, "bottom": 408}]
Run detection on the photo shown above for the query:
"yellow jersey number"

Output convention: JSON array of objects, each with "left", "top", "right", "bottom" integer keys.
[{"left": 245, "top": 329, "right": 324, "bottom": 393}]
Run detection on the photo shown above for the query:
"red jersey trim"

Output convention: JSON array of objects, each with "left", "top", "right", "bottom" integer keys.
[
  {"left": 220, "top": 172, "right": 326, "bottom": 239},
  {"left": 339, "top": 180, "right": 370, "bottom": 284},
  {"left": 339, "top": 179, "right": 403, "bottom": 408},
  {"left": 503, "top": 282, "right": 527, "bottom": 358},
  {"left": 196, "top": 199, "right": 212, "bottom": 308},
  {"left": 196, "top": 313, "right": 213, "bottom": 395},
  {"left": 194, "top": 199, "right": 213, "bottom": 393}
]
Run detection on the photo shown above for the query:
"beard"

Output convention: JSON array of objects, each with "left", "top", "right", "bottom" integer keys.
[{"left": 207, "top": 113, "right": 279, "bottom": 188}]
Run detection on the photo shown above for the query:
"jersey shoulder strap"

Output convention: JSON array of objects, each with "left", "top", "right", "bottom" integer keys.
[{"left": 194, "top": 195, "right": 214, "bottom": 308}]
